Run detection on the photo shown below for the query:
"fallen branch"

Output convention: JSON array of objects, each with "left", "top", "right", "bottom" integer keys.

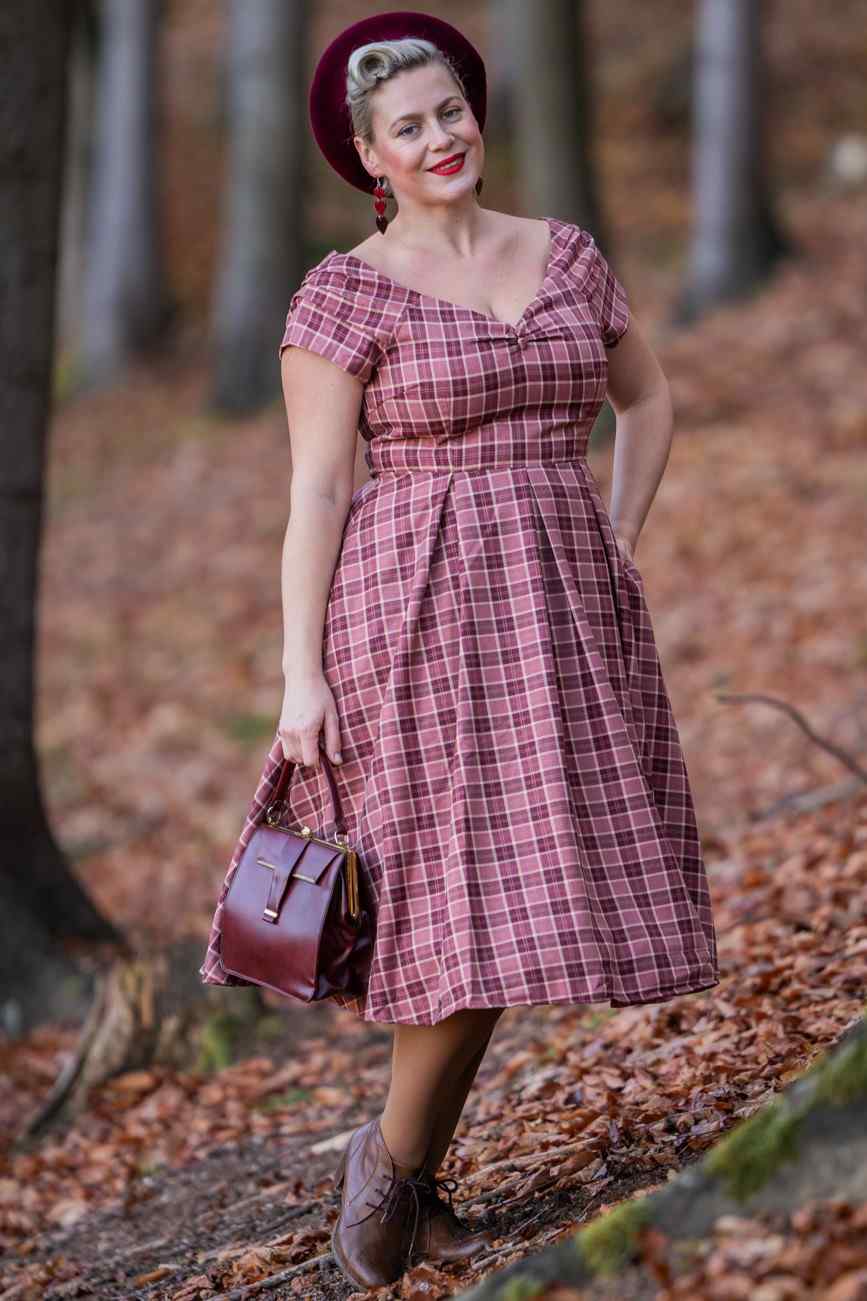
[
  {"left": 715, "top": 690, "right": 867, "bottom": 783},
  {"left": 753, "top": 774, "right": 863, "bottom": 821},
  {"left": 462, "top": 1141, "right": 598, "bottom": 1185},
  {"left": 207, "top": 1251, "right": 333, "bottom": 1299},
  {"left": 18, "top": 970, "right": 109, "bottom": 1140}
]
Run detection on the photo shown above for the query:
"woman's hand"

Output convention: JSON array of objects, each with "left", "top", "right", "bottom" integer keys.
[{"left": 278, "top": 671, "right": 343, "bottom": 769}]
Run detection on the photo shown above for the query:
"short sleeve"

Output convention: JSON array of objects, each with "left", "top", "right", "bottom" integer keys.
[
  {"left": 582, "top": 231, "right": 630, "bottom": 350},
  {"left": 278, "top": 266, "right": 384, "bottom": 384}
]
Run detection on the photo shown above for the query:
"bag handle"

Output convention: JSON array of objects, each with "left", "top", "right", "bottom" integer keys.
[{"left": 263, "top": 742, "right": 348, "bottom": 838}]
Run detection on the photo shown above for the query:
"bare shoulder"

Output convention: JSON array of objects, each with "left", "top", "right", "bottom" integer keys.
[
  {"left": 494, "top": 210, "right": 552, "bottom": 256},
  {"left": 345, "top": 231, "right": 384, "bottom": 266},
  {"left": 345, "top": 208, "right": 548, "bottom": 271}
]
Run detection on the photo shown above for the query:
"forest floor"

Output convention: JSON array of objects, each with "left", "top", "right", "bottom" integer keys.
[
  {"left": 2, "top": 766, "right": 866, "bottom": 1299},
  {"left": 3, "top": 1, "right": 867, "bottom": 1287},
  {"left": 2, "top": 189, "right": 865, "bottom": 1297}
]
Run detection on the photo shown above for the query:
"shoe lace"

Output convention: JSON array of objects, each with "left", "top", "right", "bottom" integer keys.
[
  {"left": 377, "top": 1173, "right": 430, "bottom": 1260},
  {"left": 429, "top": 1174, "right": 459, "bottom": 1215}
]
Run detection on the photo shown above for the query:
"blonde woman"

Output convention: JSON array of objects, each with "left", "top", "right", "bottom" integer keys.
[{"left": 201, "top": 10, "right": 719, "bottom": 1290}]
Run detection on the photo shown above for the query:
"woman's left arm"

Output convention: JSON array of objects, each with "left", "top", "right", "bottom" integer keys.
[{"left": 604, "top": 317, "right": 674, "bottom": 563}]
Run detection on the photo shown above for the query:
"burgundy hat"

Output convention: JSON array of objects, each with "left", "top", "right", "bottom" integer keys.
[{"left": 309, "top": 10, "right": 487, "bottom": 195}]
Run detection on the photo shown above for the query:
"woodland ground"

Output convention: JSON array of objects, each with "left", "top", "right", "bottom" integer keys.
[{"left": 2, "top": 1, "right": 866, "bottom": 1296}]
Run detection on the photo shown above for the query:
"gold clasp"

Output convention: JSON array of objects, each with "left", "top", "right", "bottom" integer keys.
[{"left": 261, "top": 824, "right": 361, "bottom": 924}]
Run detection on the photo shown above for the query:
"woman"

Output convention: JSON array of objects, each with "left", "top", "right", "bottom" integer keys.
[{"left": 200, "top": 10, "right": 720, "bottom": 1290}]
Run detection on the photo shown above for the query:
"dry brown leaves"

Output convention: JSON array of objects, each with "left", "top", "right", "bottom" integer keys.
[
  {"left": 552, "top": 1199, "right": 867, "bottom": 1299},
  {"left": 1, "top": 789, "right": 865, "bottom": 1298},
  {"left": 3, "top": 4, "right": 867, "bottom": 1294}
]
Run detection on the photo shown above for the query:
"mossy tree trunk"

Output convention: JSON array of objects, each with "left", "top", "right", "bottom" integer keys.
[{"left": 459, "top": 1010, "right": 867, "bottom": 1299}]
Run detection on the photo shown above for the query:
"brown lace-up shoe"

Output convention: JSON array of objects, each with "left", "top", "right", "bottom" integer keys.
[
  {"left": 331, "top": 1118, "right": 429, "bottom": 1289},
  {"left": 411, "top": 1171, "right": 497, "bottom": 1263}
]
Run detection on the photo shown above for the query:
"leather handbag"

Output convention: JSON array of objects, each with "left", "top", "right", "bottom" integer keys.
[{"left": 219, "top": 749, "right": 374, "bottom": 1003}]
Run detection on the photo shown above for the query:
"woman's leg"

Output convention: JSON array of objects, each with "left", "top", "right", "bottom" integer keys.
[
  {"left": 421, "top": 1012, "right": 504, "bottom": 1178},
  {"left": 379, "top": 1007, "right": 503, "bottom": 1176}
]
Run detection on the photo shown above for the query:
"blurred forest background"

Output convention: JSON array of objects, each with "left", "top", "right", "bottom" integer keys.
[{"left": 1, "top": 1, "right": 866, "bottom": 1298}]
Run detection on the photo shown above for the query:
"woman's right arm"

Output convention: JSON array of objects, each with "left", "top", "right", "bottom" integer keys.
[{"left": 278, "top": 343, "right": 365, "bottom": 770}]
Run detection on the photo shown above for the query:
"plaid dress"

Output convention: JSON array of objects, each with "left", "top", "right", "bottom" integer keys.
[{"left": 199, "top": 216, "right": 720, "bottom": 1025}]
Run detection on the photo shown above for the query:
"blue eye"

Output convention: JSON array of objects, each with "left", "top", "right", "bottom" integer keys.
[{"left": 398, "top": 106, "right": 462, "bottom": 137}]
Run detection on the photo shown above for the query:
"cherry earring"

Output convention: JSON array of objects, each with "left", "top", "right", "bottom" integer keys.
[{"left": 373, "top": 177, "right": 389, "bottom": 234}]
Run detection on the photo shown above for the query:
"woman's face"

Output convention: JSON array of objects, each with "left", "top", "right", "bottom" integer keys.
[{"left": 357, "top": 61, "right": 484, "bottom": 206}]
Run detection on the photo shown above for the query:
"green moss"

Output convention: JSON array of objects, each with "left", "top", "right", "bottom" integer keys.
[
  {"left": 705, "top": 1011, "right": 867, "bottom": 1202},
  {"left": 253, "top": 1088, "right": 310, "bottom": 1112},
  {"left": 499, "top": 1279, "right": 545, "bottom": 1301},
  {"left": 196, "top": 1010, "right": 242, "bottom": 1073},
  {"left": 579, "top": 1008, "right": 619, "bottom": 1032},
  {"left": 811, "top": 1022, "right": 867, "bottom": 1108},
  {"left": 574, "top": 1194, "right": 654, "bottom": 1276},
  {"left": 255, "top": 1013, "right": 289, "bottom": 1041},
  {"left": 220, "top": 712, "right": 279, "bottom": 747},
  {"left": 703, "top": 1092, "right": 803, "bottom": 1201}
]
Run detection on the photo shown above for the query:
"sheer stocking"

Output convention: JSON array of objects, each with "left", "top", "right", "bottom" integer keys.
[
  {"left": 379, "top": 1007, "right": 504, "bottom": 1177},
  {"left": 421, "top": 1015, "right": 502, "bottom": 1178}
]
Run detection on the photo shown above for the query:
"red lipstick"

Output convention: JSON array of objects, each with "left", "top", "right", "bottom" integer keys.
[{"left": 428, "top": 152, "right": 466, "bottom": 175}]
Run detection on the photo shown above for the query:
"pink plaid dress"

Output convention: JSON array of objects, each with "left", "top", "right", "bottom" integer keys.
[{"left": 200, "top": 216, "right": 720, "bottom": 1025}]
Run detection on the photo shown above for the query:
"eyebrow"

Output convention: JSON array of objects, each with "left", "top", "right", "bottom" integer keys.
[{"left": 389, "top": 95, "right": 460, "bottom": 129}]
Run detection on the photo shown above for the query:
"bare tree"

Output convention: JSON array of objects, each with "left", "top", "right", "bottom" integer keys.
[
  {"left": 82, "top": 0, "right": 170, "bottom": 384},
  {"left": 210, "top": 0, "right": 311, "bottom": 414},
  {"left": 683, "top": 0, "right": 791, "bottom": 321},
  {"left": 57, "top": 1, "right": 99, "bottom": 354},
  {"left": 0, "top": 0, "right": 122, "bottom": 1037},
  {"left": 506, "top": 0, "right": 601, "bottom": 233}
]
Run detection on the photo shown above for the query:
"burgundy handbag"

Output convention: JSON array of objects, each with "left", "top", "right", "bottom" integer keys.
[{"left": 220, "top": 750, "right": 374, "bottom": 1003}]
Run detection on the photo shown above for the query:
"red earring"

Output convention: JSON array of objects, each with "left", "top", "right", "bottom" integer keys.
[
  {"left": 373, "top": 177, "right": 388, "bottom": 234},
  {"left": 374, "top": 175, "right": 482, "bottom": 230}
]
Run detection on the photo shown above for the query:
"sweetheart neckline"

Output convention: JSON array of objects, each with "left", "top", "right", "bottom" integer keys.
[{"left": 324, "top": 215, "right": 566, "bottom": 333}]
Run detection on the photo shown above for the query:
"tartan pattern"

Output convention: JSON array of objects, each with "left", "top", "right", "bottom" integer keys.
[{"left": 199, "top": 217, "right": 719, "bottom": 1025}]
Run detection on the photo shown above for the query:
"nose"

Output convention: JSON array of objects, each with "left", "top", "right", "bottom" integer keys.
[{"left": 429, "top": 120, "right": 455, "bottom": 149}]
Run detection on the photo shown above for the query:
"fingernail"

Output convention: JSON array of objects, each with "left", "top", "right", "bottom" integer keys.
[{"left": 333, "top": 752, "right": 343, "bottom": 763}]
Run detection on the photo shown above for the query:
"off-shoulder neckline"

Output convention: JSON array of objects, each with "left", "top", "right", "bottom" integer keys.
[{"left": 321, "top": 216, "right": 579, "bottom": 334}]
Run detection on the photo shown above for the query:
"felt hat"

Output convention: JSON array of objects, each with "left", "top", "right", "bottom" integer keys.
[{"left": 309, "top": 10, "right": 487, "bottom": 194}]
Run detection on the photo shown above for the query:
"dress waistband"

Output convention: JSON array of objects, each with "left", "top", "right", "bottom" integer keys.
[
  {"left": 367, "top": 437, "right": 589, "bottom": 477},
  {"left": 371, "top": 462, "right": 588, "bottom": 478}
]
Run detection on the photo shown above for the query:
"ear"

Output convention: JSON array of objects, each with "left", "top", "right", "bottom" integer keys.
[{"left": 353, "top": 137, "right": 381, "bottom": 183}]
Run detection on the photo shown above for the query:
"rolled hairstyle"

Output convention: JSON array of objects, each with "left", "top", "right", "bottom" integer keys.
[{"left": 345, "top": 37, "right": 469, "bottom": 194}]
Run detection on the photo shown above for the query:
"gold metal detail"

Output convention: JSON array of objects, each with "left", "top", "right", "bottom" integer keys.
[
  {"left": 257, "top": 856, "right": 318, "bottom": 885},
  {"left": 344, "top": 849, "right": 360, "bottom": 922},
  {"left": 264, "top": 801, "right": 287, "bottom": 827},
  {"left": 257, "top": 830, "right": 361, "bottom": 924}
]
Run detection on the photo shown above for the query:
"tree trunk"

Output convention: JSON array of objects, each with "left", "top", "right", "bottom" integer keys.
[
  {"left": 484, "top": 0, "right": 517, "bottom": 155},
  {"left": 682, "top": 0, "right": 792, "bottom": 321},
  {"left": 18, "top": 942, "right": 268, "bottom": 1141},
  {"left": 458, "top": 1016, "right": 867, "bottom": 1298},
  {"left": 82, "top": 0, "right": 170, "bottom": 384},
  {"left": 0, "top": 0, "right": 121, "bottom": 1036},
  {"left": 507, "top": 0, "right": 600, "bottom": 233},
  {"left": 57, "top": 1, "right": 99, "bottom": 359},
  {"left": 210, "top": 0, "right": 310, "bottom": 415}
]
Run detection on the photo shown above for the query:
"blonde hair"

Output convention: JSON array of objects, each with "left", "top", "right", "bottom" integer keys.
[{"left": 345, "top": 37, "right": 469, "bottom": 193}]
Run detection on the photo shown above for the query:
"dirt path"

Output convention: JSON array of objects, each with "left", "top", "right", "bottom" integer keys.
[{"left": 6, "top": 1001, "right": 714, "bottom": 1299}]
